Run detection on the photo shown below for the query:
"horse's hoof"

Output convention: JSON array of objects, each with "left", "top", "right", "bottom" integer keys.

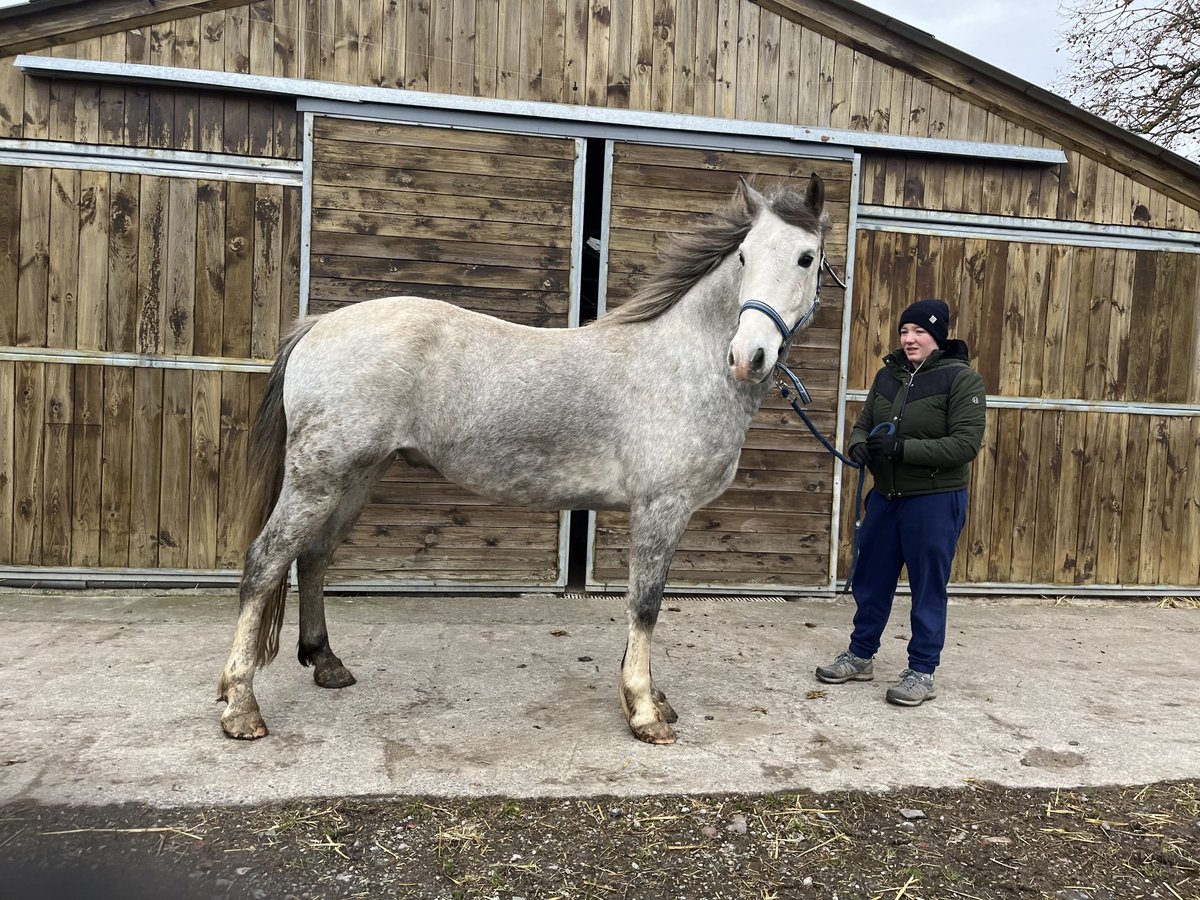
[
  {"left": 314, "top": 664, "right": 356, "bottom": 689},
  {"left": 631, "top": 719, "right": 677, "bottom": 745},
  {"left": 652, "top": 688, "right": 678, "bottom": 724},
  {"left": 221, "top": 710, "right": 269, "bottom": 740}
]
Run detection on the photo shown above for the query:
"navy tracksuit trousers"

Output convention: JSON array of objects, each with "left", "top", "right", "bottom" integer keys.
[{"left": 848, "top": 489, "right": 968, "bottom": 675}]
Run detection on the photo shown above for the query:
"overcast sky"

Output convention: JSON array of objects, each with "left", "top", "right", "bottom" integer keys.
[{"left": 857, "top": 0, "right": 1071, "bottom": 94}]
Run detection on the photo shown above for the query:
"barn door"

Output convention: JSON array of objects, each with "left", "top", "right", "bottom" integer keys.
[
  {"left": 306, "top": 116, "right": 582, "bottom": 589},
  {"left": 591, "top": 142, "right": 855, "bottom": 592}
]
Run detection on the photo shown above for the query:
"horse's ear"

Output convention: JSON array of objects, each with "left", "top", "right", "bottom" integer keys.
[
  {"left": 738, "top": 177, "right": 766, "bottom": 214},
  {"left": 806, "top": 172, "right": 825, "bottom": 216}
]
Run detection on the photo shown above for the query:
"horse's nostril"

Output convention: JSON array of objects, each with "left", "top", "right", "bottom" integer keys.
[
  {"left": 752, "top": 348, "right": 765, "bottom": 372},
  {"left": 727, "top": 349, "right": 735, "bottom": 367}
]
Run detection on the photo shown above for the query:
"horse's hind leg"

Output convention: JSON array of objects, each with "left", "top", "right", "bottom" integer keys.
[
  {"left": 619, "top": 495, "right": 692, "bottom": 745},
  {"left": 297, "top": 460, "right": 389, "bottom": 689},
  {"left": 219, "top": 480, "right": 345, "bottom": 739}
]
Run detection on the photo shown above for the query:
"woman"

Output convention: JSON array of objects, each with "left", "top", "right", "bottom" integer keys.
[{"left": 816, "top": 299, "right": 987, "bottom": 706}]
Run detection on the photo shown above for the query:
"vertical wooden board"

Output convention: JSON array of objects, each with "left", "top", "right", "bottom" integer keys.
[
  {"left": 0, "top": 166, "right": 20, "bottom": 345},
  {"left": 494, "top": 0, "right": 522, "bottom": 99},
  {"left": 41, "top": 364, "right": 73, "bottom": 566},
  {"left": 755, "top": 4, "right": 780, "bottom": 122},
  {"left": 651, "top": 0, "right": 677, "bottom": 113},
  {"left": 1073, "top": 411, "right": 1105, "bottom": 583},
  {"left": 0, "top": 45, "right": 25, "bottom": 136},
  {"left": 1104, "top": 250, "right": 1134, "bottom": 401},
  {"left": 0, "top": 362, "right": 13, "bottom": 563},
  {"left": 17, "top": 167, "right": 50, "bottom": 347},
  {"left": 1145, "top": 249, "right": 1177, "bottom": 402},
  {"left": 22, "top": 54, "right": 50, "bottom": 140},
  {"left": 279, "top": 185, "right": 302, "bottom": 336},
  {"left": 129, "top": 366, "right": 163, "bottom": 567},
  {"left": 996, "top": 241, "right": 1025, "bottom": 395},
  {"left": 100, "top": 365, "right": 133, "bottom": 566},
  {"left": 1040, "top": 243, "right": 1073, "bottom": 398},
  {"left": 1094, "top": 413, "right": 1127, "bottom": 584},
  {"left": 714, "top": 0, "right": 737, "bottom": 118},
  {"left": 881, "top": 73, "right": 907, "bottom": 204},
  {"left": 1060, "top": 245, "right": 1094, "bottom": 398},
  {"left": 1052, "top": 411, "right": 1085, "bottom": 583},
  {"left": 972, "top": 240, "right": 1006, "bottom": 394},
  {"left": 12, "top": 361, "right": 44, "bottom": 565},
  {"left": 1183, "top": 416, "right": 1200, "bottom": 586},
  {"left": 1030, "top": 409, "right": 1063, "bottom": 582},
  {"left": 454, "top": 0, "right": 480, "bottom": 97},
  {"left": 628, "top": 0, "right": 653, "bottom": 110},
  {"left": 1137, "top": 417, "right": 1168, "bottom": 584},
  {"left": 248, "top": 1, "right": 276, "bottom": 83},
  {"left": 672, "top": 0, "right": 700, "bottom": 113},
  {"left": 194, "top": 180, "right": 226, "bottom": 357},
  {"left": 74, "top": 38, "right": 103, "bottom": 143},
  {"left": 76, "top": 170, "right": 109, "bottom": 350},
  {"left": 775, "top": 17, "right": 801, "bottom": 126},
  {"left": 135, "top": 174, "right": 168, "bottom": 355},
  {"left": 1019, "top": 242, "right": 1050, "bottom": 397},
  {"left": 1117, "top": 414, "right": 1150, "bottom": 582},
  {"left": 251, "top": 184, "right": 283, "bottom": 360},
  {"left": 429, "top": 0, "right": 454, "bottom": 94},
  {"left": 911, "top": 232, "right": 938, "bottom": 304},
  {"left": 188, "top": 369, "right": 221, "bottom": 568},
  {"left": 70, "top": 363, "right": 103, "bottom": 566},
  {"left": 197, "top": 11, "right": 225, "bottom": 153},
  {"left": 564, "top": 0, "right": 590, "bottom": 105},
  {"left": 405, "top": 0, "right": 432, "bottom": 91},
  {"left": 47, "top": 168, "right": 80, "bottom": 350},
  {"left": 963, "top": 404, "right": 997, "bottom": 582},
  {"left": 794, "top": 23, "right": 820, "bottom": 126},
  {"left": 1007, "top": 408, "right": 1041, "bottom": 583},
  {"left": 215, "top": 372, "right": 250, "bottom": 569},
  {"left": 603, "top": 0, "right": 632, "bottom": 108},
  {"left": 847, "top": 230, "right": 874, "bottom": 388},
  {"left": 106, "top": 173, "right": 140, "bottom": 353},
  {"left": 539, "top": 0, "right": 566, "bottom": 103},
  {"left": 1160, "top": 416, "right": 1192, "bottom": 584},
  {"left": 223, "top": 181, "right": 254, "bottom": 358},
  {"left": 274, "top": 0, "right": 302, "bottom": 79},
  {"left": 165, "top": 178, "right": 198, "bottom": 355},
  {"left": 583, "top": 0, "right": 609, "bottom": 106},
  {"left": 1082, "top": 246, "right": 1116, "bottom": 401},
  {"left": 986, "top": 407, "right": 1019, "bottom": 582},
  {"left": 1165, "top": 253, "right": 1197, "bottom": 404}
]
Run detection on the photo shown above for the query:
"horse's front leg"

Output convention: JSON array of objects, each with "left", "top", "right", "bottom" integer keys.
[{"left": 620, "top": 495, "right": 691, "bottom": 745}]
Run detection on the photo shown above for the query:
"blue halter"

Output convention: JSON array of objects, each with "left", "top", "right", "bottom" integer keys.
[{"left": 736, "top": 253, "right": 844, "bottom": 404}]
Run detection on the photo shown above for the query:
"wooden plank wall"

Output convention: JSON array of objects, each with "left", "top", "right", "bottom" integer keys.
[
  {"left": 6, "top": 0, "right": 1198, "bottom": 230},
  {"left": 839, "top": 229, "right": 1200, "bottom": 587},
  {"left": 593, "top": 144, "right": 853, "bottom": 589},
  {"left": 0, "top": 163, "right": 296, "bottom": 569},
  {"left": 308, "top": 117, "right": 578, "bottom": 585}
]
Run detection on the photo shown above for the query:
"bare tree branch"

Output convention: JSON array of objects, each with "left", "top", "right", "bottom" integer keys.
[{"left": 1056, "top": 0, "right": 1200, "bottom": 160}]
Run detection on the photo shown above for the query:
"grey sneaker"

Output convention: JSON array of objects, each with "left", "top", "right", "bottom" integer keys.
[
  {"left": 886, "top": 669, "right": 936, "bottom": 706},
  {"left": 815, "top": 650, "right": 874, "bottom": 684}
]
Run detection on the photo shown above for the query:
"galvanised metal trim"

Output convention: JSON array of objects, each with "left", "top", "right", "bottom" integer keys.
[
  {"left": 0, "top": 566, "right": 242, "bottom": 587},
  {"left": 0, "top": 347, "right": 270, "bottom": 372},
  {"left": 826, "top": 153, "right": 862, "bottom": 592},
  {"left": 595, "top": 140, "right": 615, "bottom": 317},
  {"left": 299, "top": 112, "right": 315, "bottom": 319},
  {"left": 845, "top": 389, "right": 1200, "bottom": 417},
  {"left": 858, "top": 205, "right": 1200, "bottom": 253},
  {"left": 569, "top": 136, "right": 587, "bottom": 330},
  {"left": 14, "top": 56, "right": 1064, "bottom": 165},
  {"left": 0, "top": 138, "right": 302, "bottom": 185}
]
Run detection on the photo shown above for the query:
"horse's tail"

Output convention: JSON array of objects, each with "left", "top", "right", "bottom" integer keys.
[{"left": 245, "top": 316, "right": 318, "bottom": 670}]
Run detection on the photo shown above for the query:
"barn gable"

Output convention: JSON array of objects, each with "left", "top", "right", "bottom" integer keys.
[{"left": 1, "top": 0, "right": 1197, "bottom": 595}]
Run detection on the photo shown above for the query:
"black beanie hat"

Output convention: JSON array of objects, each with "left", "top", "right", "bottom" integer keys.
[{"left": 898, "top": 298, "right": 951, "bottom": 348}]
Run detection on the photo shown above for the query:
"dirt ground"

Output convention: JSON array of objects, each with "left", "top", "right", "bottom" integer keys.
[{"left": 2, "top": 780, "right": 1197, "bottom": 899}]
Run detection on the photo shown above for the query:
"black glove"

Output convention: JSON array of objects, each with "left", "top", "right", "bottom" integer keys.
[
  {"left": 867, "top": 432, "right": 904, "bottom": 460},
  {"left": 848, "top": 442, "right": 872, "bottom": 468}
]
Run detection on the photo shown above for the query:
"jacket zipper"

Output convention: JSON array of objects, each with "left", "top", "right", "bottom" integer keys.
[{"left": 886, "top": 358, "right": 925, "bottom": 499}]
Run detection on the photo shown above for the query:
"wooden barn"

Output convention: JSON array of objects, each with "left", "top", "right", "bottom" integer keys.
[{"left": 1, "top": 0, "right": 1197, "bottom": 597}]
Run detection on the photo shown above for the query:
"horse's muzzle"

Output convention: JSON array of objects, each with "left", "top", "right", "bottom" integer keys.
[{"left": 728, "top": 344, "right": 772, "bottom": 383}]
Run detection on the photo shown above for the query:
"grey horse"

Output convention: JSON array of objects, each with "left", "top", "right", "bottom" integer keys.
[{"left": 218, "top": 174, "right": 831, "bottom": 745}]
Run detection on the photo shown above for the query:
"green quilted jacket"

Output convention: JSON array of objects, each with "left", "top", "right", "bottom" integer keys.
[{"left": 849, "top": 340, "right": 987, "bottom": 498}]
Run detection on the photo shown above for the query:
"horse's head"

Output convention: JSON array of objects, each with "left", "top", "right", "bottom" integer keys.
[{"left": 728, "top": 174, "right": 830, "bottom": 384}]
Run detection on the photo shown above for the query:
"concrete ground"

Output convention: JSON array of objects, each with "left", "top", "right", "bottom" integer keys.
[{"left": 1, "top": 589, "right": 1196, "bottom": 808}]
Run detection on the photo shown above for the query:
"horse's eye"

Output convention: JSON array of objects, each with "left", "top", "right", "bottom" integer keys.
[
  {"left": 798, "top": 252, "right": 815, "bottom": 268},
  {"left": 737, "top": 250, "right": 745, "bottom": 266}
]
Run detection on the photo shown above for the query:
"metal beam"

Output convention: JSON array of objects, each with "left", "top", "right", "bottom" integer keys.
[{"left": 14, "top": 55, "right": 1068, "bottom": 166}]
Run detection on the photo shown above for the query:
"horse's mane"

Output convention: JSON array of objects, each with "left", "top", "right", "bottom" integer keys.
[{"left": 595, "top": 181, "right": 831, "bottom": 327}]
